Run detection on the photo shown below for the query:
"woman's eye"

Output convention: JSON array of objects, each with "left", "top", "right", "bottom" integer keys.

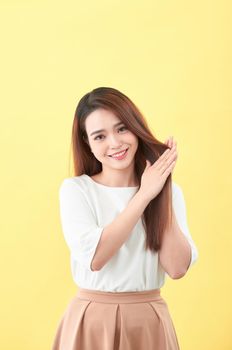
[
  {"left": 119, "top": 126, "right": 127, "bottom": 132},
  {"left": 94, "top": 126, "right": 127, "bottom": 141},
  {"left": 94, "top": 135, "right": 104, "bottom": 140}
]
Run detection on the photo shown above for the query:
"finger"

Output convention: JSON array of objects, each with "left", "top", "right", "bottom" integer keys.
[
  {"left": 155, "top": 140, "right": 177, "bottom": 171},
  {"left": 171, "top": 137, "right": 178, "bottom": 150},
  {"left": 159, "top": 145, "right": 176, "bottom": 163},
  {"left": 170, "top": 142, "right": 177, "bottom": 152},
  {"left": 159, "top": 148, "right": 171, "bottom": 163},
  {"left": 160, "top": 151, "right": 177, "bottom": 172},
  {"left": 155, "top": 142, "right": 176, "bottom": 168},
  {"left": 160, "top": 152, "right": 177, "bottom": 174},
  {"left": 162, "top": 159, "right": 176, "bottom": 177},
  {"left": 171, "top": 136, "right": 173, "bottom": 147}
]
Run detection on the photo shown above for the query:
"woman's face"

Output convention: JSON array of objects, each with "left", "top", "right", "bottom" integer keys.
[{"left": 85, "top": 108, "right": 139, "bottom": 171}]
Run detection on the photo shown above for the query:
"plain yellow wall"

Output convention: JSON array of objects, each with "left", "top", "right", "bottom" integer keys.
[{"left": 0, "top": 0, "right": 231, "bottom": 349}]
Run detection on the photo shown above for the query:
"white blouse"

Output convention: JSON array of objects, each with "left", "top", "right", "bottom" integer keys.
[{"left": 59, "top": 174, "right": 198, "bottom": 292}]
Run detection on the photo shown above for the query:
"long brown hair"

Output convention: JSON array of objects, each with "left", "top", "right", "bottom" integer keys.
[{"left": 70, "top": 87, "right": 173, "bottom": 253}]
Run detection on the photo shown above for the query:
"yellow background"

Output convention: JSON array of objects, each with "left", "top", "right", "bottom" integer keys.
[{"left": 0, "top": 0, "right": 231, "bottom": 349}]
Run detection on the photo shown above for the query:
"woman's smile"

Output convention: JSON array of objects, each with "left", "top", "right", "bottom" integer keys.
[{"left": 108, "top": 148, "right": 129, "bottom": 160}]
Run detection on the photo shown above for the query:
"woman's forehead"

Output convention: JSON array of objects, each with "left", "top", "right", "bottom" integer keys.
[{"left": 85, "top": 109, "right": 122, "bottom": 134}]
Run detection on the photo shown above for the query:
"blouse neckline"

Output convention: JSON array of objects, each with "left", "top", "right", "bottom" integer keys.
[{"left": 84, "top": 174, "right": 139, "bottom": 190}]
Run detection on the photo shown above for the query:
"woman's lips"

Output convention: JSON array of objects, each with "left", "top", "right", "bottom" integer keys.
[
  {"left": 109, "top": 148, "right": 129, "bottom": 160},
  {"left": 108, "top": 148, "right": 128, "bottom": 157}
]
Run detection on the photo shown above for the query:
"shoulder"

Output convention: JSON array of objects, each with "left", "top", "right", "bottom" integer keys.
[
  {"left": 171, "top": 181, "right": 183, "bottom": 198},
  {"left": 171, "top": 181, "right": 187, "bottom": 208},
  {"left": 59, "top": 175, "right": 89, "bottom": 196}
]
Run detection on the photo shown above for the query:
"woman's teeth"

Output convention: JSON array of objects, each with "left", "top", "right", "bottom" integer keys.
[{"left": 110, "top": 148, "right": 128, "bottom": 159}]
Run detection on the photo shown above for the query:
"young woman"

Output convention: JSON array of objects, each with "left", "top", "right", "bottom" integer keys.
[{"left": 52, "top": 87, "right": 198, "bottom": 350}]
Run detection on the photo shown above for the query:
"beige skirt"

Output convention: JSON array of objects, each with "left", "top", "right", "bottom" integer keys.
[{"left": 51, "top": 287, "right": 180, "bottom": 350}]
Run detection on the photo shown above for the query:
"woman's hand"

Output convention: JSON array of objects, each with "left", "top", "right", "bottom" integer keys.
[
  {"left": 164, "top": 135, "right": 175, "bottom": 148},
  {"left": 165, "top": 136, "right": 178, "bottom": 175},
  {"left": 140, "top": 136, "right": 178, "bottom": 202}
]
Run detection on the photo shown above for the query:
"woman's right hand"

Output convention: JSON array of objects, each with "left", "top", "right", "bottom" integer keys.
[{"left": 139, "top": 139, "right": 178, "bottom": 202}]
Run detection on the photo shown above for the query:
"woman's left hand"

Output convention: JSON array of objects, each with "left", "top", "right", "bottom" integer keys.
[
  {"left": 164, "top": 136, "right": 178, "bottom": 172},
  {"left": 165, "top": 136, "right": 175, "bottom": 149}
]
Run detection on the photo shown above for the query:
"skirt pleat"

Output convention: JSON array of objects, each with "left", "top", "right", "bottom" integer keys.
[{"left": 52, "top": 288, "right": 180, "bottom": 350}]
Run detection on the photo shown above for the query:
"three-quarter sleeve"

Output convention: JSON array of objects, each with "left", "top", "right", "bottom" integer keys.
[
  {"left": 59, "top": 178, "right": 104, "bottom": 272},
  {"left": 172, "top": 183, "right": 199, "bottom": 269}
]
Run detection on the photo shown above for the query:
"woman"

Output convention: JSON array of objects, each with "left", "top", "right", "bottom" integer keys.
[{"left": 52, "top": 87, "right": 198, "bottom": 349}]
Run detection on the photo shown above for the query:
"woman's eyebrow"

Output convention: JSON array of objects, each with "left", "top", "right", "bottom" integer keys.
[{"left": 90, "top": 122, "right": 124, "bottom": 136}]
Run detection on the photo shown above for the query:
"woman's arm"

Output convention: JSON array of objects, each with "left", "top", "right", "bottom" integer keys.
[
  {"left": 158, "top": 211, "right": 192, "bottom": 279},
  {"left": 159, "top": 137, "right": 198, "bottom": 278},
  {"left": 159, "top": 182, "right": 199, "bottom": 279},
  {"left": 91, "top": 190, "right": 150, "bottom": 271}
]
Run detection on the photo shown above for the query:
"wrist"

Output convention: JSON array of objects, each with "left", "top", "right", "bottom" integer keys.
[{"left": 136, "top": 189, "right": 152, "bottom": 207}]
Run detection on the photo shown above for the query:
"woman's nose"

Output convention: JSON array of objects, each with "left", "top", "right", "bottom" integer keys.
[{"left": 108, "top": 135, "right": 123, "bottom": 147}]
